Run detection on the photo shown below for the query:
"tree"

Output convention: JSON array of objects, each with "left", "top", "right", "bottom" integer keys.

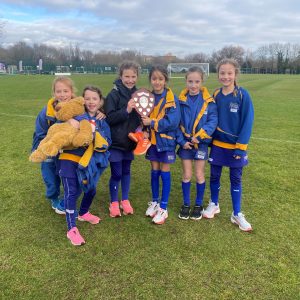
[
  {"left": 7, "top": 42, "right": 34, "bottom": 65},
  {"left": 184, "top": 52, "right": 209, "bottom": 63}
]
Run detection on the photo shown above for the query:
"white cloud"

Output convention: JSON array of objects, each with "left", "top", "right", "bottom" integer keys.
[{"left": 1, "top": 0, "right": 300, "bottom": 57}]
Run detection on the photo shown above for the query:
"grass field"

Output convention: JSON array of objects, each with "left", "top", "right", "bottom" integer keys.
[{"left": 0, "top": 73, "right": 299, "bottom": 299}]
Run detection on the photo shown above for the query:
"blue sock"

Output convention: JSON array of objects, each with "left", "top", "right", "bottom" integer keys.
[
  {"left": 182, "top": 181, "right": 191, "bottom": 206},
  {"left": 231, "top": 184, "right": 242, "bottom": 215},
  {"left": 210, "top": 181, "right": 220, "bottom": 205},
  {"left": 160, "top": 171, "right": 171, "bottom": 210},
  {"left": 151, "top": 170, "right": 161, "bottom": 202},
  {"left": 121, "top": 160, "right": 131, "bottom": 200},
  {"left": 195, "top": 182, "right": 205, "bottom": 206},
  {"left": 121, "top": 174, "right": 130, "bottom": 200},
  {"left": 109, "top": 177, "right": 119, "bottom": 202}
]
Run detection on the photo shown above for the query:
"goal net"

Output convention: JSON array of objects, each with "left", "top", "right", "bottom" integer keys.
[{"left": 167, "top": 63, "right": 209, "bottom": 78}]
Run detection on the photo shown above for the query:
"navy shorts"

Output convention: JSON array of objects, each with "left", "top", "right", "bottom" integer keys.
[
  {"left": 208, "top": 145, "right": 248, "bottom": 168},
  {"left": 109, "top": 148, "right": 134, "bottom": 162},
  {"left": 177, "top": 143, "right": 209, "bottom": 160},
  {"left": 145, "top": 145, "right": 176, "bottom": 164}
]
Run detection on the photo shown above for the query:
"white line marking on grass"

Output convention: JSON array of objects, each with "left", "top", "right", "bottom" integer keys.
[
  {"left": 0, "top": 112, "right": 36, "bottom": 118},
  {"left": 252, "top": 136, "right": 300, "bottom": 144}
]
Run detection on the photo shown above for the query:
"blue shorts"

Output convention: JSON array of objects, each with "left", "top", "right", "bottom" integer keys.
[
  {"left": 208, "top": 145, "right": 248, "bottom": 168},
  {"left": 177, "top": 144, "right": 208, "bottom": 160},
  {"left": 145, "top": 145, "right": 176, "bottom": 164},
  {"left": 109, "top": 148, "right": 134, "bottom": 162}
]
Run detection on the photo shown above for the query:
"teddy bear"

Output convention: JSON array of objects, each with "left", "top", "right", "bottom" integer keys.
[{"left": 29, "top": 97, "right": 93, "bottom": 163}]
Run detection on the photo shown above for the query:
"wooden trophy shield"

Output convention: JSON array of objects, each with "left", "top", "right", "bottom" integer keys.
[{"left": 132, "top": 88, "right": 155, "bottom": 116}]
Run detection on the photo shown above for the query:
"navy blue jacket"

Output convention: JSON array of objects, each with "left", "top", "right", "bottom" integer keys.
[{"left": 104, "top": 79, "right": 140, "bottom": 152}]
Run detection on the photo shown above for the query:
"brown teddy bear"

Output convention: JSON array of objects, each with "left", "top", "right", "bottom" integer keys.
[{"left": 29, "top": 97, "right": 93, "bottom": 163}]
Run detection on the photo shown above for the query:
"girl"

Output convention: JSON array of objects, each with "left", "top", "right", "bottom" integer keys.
[
  {"left": 177, "top": 66, "right": 217, "bottom": 220},
  {"left": 31, "top": 76, "right": 76, "bottom": 214},
  {"left": 202, "top": 58, "right": 254, "bottom": 232},
  {"left": 59, "top": 86, "right": 111, "bottom": 246},
  {"left": 142, "top": 65, "right": 180, "bottom": 225},
  {"left": 104, "top": 61, "right": 141, "bottom": 217}
]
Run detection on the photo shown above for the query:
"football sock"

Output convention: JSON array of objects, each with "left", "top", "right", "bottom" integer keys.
[
  {"left": 229, "top": 167, "right": 243, "bottom": 215},
  {"left": 121, "top": 174, "right": 130, "bottom": 200},
  {"left": 195, "top": 182, "right": 205, "bottom": 206},
  {"left": 231, "top": 184, "right": 242, "bottom": 215},
  {"left": 151, "top": 170, "right": 161, "bottom": 202},
  {"left": 160, "top": 171, "right": 171, "bottom": 210},
  {"left": 109, "top": 161, "right": 122, "bottom": 202},
  {"left": 109, "top": 177, "right": 119, "bottom": 202},
  {"left": 182, "top": 181, "right": 191, "bottom": 206},
  {"left": 121, "top": 160, "right": 131, "bottom": 200}
]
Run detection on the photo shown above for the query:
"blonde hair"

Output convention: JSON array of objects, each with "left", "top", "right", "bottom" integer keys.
[
  {"left": 216, "top": 58, "right": 240, "bottom": 76},
  {"left": 52, "top": 76, "right": 77, "bottom": 98}
]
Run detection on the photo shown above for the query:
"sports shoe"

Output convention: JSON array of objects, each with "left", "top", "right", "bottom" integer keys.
[
  {"left": 190, "top": 205, "right": 203, "bottom": 220},
  {"left": 55, "top": 201, "right": 78, "bottom": 218},
  {"left": 128, "top": 131, "right": 144, "bottom": 143},
  {"left": 203, "top": 201, "right": 220, "bottom": 219},
  {"left": 231, "top": 212, "right": 253, "bottom": 232},
  {"left": 152, "top": 208, "right": 168, "bottom": 225},
  {"left": 120, "top": 200, "right": 134, "bottom": 215},
  {"left": 67, "top": 227, "right": 85, "bottom": 246},
  {"left": 109, "top": 201, "right": 121, "bottom": 218},
  {"left": 49, "top": 198, "right": 60, "bottom": 210},
  {"left": 133, "top": 138, "right": 151, "bottom": 155},
  {"left": 178, "top": 205, "right": 190, "bottom": 220},
  {"left": 55, "top": 199, "right": 66, "bottom": 215},
  {"left": 145, "top": 201, "right": 160, "bottom": 217},
  {"left": 78, "top": 212, "right": 101, "bottom": 224}
]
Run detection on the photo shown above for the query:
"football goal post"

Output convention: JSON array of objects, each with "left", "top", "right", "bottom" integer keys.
[{"left": 167, "top": 63, "right": 209, "bottom": 78}]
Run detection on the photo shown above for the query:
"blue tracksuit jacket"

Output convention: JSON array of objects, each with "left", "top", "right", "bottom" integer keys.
[
  {"left": 149, "top": 88, "right": 180, "bottom": 152},
  {"left": 32, "top": 98, "right": 57, "bottom": 151},
  {"left": 177, "top": 87, "right": 218, "bottom": 148},
  {"left": 212, "top": 86, "right": 254, "bottom": 156}
]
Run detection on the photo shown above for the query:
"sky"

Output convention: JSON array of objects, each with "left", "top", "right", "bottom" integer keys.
[{"left": 0, "top": 0, "right": 299, "bottom": 58}]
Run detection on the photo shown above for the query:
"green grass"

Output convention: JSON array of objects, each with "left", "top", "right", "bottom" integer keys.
[{"left": 0, "top": 74, "right": 299, "bottom": 299}]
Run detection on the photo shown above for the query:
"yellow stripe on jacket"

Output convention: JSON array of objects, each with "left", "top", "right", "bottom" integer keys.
[
  {"left": 179, "top": 87, "right": 214, "bottom": 149},
  {"left": 59, "top": 153, "right": 81, "bottom": 163},
  {"left": 212, "top": 140, "right": 248, "bottom": 150},
  {"left": 149, "top": 88, "right": 176, "bottom": 145}
]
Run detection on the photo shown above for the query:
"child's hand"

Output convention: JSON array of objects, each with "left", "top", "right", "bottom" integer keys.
[
  {"left": 233, "top": 155, "right": 241, "bottom": 160},
  {"left": 191, "top": 137, "right": 199, "bottom": 144},
  {"left": 183, "top": 142, "right": 193, "bottom": 149},
  {"left": 68, "top": 118, "right": 80, "bottom": 129},
  {"left": 95, "top": 111, "right": 106, "bottom": 120},
  {"left": 233, "top": 149, "right": 244, "bottom": 160},
  {"left": 143, "top": 131, "right": 150, "bottom": 139},
  {"left": 127, "top": 99, "right": 135, "bottom": 113},
  {"left": 141, "top": 116, "right": 152, "bottom": 126}
]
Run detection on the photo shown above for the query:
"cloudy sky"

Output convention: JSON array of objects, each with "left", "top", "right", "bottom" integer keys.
[{"left": 1, "top": 0, "right": 299, "bottom": 57}]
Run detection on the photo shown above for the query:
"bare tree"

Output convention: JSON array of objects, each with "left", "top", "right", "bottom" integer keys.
[{"left": 184, "top": 52, "right": 209, "bottom": 63}]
